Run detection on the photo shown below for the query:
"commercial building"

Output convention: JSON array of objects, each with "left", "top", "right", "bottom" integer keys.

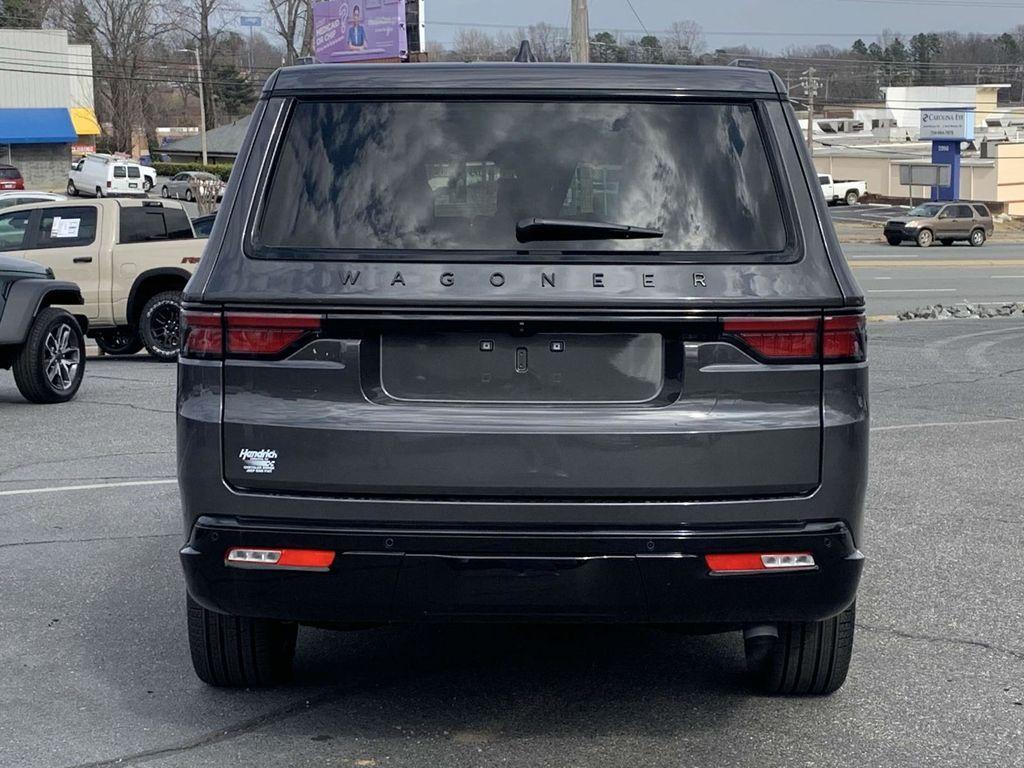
[
  {"left": 810, "top": 84, "right": 1024, "bottom": 214},
  {"left": 0, "top": 29, "right": 100, "bottom": 189},
  {"left": 161, "top": 115, "right": 252, "bottom": 163}
]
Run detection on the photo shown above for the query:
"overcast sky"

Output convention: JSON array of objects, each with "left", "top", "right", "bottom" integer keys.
[{"left": 419, "top": 0, "right": 1019, "bottom": 51}]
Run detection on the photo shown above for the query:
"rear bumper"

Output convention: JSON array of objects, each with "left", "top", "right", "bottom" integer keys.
[{"left": 181, "top": 516, "right": 864, "bottom": 625}]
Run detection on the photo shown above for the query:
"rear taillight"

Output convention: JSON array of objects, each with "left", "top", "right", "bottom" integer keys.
[
  {"left": 106, "top": 180, "right": 111, "bottom": 188},
  {"left": 180, "top": 311, "right": 323, "bottom": 359},
  {"left": 225, "top": 313, "right": 322, "bottom": 357},
  {"left": 226, "top": 547, "right": 335, "bottom": 571},
  {"left": 722, "top": 317, "right": 819, "bottom": 360},
  {"left": 823, "top": 314, "right": 866, "bottom": 362},
  {"left": 723, "top": 314, "right": 865, "bottom": 364},
  {"left": 180, "top": 310, "right": 222, "bottom": 358}
]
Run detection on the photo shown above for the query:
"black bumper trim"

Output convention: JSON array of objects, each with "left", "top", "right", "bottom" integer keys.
[{"left": 182, "top": 516, "right": 863, "bottom": 625}]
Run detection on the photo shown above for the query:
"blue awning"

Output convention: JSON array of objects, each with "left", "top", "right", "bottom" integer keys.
[{"left": 0, "top": 108, "right": 79, "bottom": 144}]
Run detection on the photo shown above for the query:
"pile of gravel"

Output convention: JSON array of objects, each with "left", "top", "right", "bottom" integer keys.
[{"left": 898, "top": 302, "right": 1024, "bottom": 320}]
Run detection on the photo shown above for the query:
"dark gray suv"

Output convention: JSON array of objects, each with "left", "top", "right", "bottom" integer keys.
[{"left": 177, "top": 63, "right": 868, "bottom": 695}]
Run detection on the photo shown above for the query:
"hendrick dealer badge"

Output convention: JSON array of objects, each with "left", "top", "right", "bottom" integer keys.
[{"left": 239, "top": 448, "right": 277, "bottom": 475}]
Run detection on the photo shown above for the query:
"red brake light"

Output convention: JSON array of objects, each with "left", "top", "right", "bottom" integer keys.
[
  {"left": 225, "top": 313, "right": 322, "bottom": 357},
  {"left": 823, "top": 315, "right": 866, "bottom": 362},
  {"left": 180, "top": 310, "right": 222, "bottom": 357},
  {"left": 722, "top": 317, "right": 820, "bottom": 360}
]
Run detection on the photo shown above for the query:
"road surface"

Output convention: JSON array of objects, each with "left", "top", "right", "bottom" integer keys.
[{"left": 842, "top": 241, "right": 1024, "bottom": 316}]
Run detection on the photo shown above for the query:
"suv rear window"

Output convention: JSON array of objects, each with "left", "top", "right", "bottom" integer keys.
[
  {"left": 0, "top": 167, "right": 21, "bottom": 180},
  {"left": 120, "top": 207, "right": 195, "bottom": 243},
  {"left": 972, "top": 204, "right": 990, "bottom": 217},
  {"left": 255, "top": 100, "right": 788, "bottom": 257}
]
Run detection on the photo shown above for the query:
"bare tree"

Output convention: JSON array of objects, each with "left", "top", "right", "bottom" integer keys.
[
  {"left": 173, "top": 0, "right": 239, "bottom": 129},
  {"left": 72, "top": 0, "right": 171, "bottom": 153},
  {"left": 664, "top": 20, "right": 705, "bottom": 64},
  {"left": 266, "top": 0, "right": 311, "bottom": 64},
  {"left": 451, "top": 28, "right": 501, "bottom": 61}
]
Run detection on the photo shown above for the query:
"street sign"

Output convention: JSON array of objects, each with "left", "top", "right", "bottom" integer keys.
[
  {"left": 240, "top": 15, "right": 262, "bottom": 27},
  {"left": 919, "top": 108, "right": 975, "bottom": 141},
  {"left": 899, "top": 163, "right": 951, "bottom": 187}
]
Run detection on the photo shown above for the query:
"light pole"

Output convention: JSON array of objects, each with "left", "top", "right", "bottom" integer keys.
[{"left": 179, "top": 48, "right": 208, "bottom": 165}]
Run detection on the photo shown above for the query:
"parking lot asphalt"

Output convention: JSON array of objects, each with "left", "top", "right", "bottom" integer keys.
[{"left": 2, "top": 320, "right": 1023, "bottom": 768}]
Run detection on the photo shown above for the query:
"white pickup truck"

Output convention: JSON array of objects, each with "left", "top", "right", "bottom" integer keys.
[
  {"left": 818, "top": 174, "right": 868, "bottom": 206},
  {"left": 0, "top": 198, "right": 204, "bottom": 359}
]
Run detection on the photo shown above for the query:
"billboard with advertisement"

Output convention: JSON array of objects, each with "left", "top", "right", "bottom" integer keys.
[{"left": 313, "top": 0, "right": 407, "bottom": 63}]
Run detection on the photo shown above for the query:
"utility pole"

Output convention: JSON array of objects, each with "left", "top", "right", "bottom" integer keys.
[
  {"left": 801, "top": 67, "right": 820, "bottom": 157},
  {"left": 570, "top": 0, "right": 590, "bottom": 63},
  {"left": 180, "top": 48, "right": 208, "bottom": 166}
]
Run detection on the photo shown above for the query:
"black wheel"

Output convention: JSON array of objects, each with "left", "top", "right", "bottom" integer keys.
[
  {"left": 187, "top": 594, "right": 297, "bottom": 687},
  {"left": 745, "top": 603, "right": 855, "bottom": 696},
  {"left": 185, "top": 188, "right": 194, "bottom": 202},
  {"left": 885, "top": 236, "right": 901, "bottom": 246},
  {"left": 160, "top": 185, "right": 169, "bottom": 198},
  {"left": 970, "top": 228, "right": 986, "bottom": 247},
  {"left": 916, "top": 228, "right": 933, "bottom": 248},
  {"left": 95, "top": 186, "right": 104, "bottom": 198},
  {"left": 138, "top": 290, "right": 182, "bottom": 361},
  {"left": 939, "top": 239, "right": 955, "bottom": 246},
  {"left": 844, "top": 189, "right": 859, "bottom": 206},
  {"left": 12, "top": 308, "right": 85, "bottom": 404},
  {"left": 66, "top": 180, "right": 77, "bottom": 196},
  {"left": 143, "top": 178, "right": 153, "bottom": 192},
  {"left": 93, "top": 327, "right": 144, "bottom": 356}
]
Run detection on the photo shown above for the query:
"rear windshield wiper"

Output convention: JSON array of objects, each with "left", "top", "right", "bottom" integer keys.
[{"left": 515, "top": 217, "right": 663, "bottom": 243}]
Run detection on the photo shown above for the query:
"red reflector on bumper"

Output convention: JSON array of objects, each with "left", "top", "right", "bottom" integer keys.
[
  {"left": 225, "top": 548, "right": 335, "bottom": 571},
  {"left": 705, "top": 552, "right": 815, "bottom": 574}
]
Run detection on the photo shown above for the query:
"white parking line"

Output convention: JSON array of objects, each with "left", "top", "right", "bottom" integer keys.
[
  {"left": 848, "top": 254, "right": 920, "bottom": 259},
  {"left": 872, "top": 418, "right": 1017, "bottom": 432},
  {"left": 868, "top": 288, "right": 957, "bottom": 293},
  {"left": 0, "top": 479, "right": 176, "bottom": 497},
  {"left": 989, "top": 275, "right": 1024, "bottom": 279}
]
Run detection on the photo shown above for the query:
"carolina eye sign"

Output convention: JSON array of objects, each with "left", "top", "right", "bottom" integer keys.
[{"left": 919, "top": 108, "right": 975, "bottom": 141}]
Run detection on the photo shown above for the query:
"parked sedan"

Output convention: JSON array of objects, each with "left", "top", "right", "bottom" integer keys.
[{"left": 160, "top": 172, "right": 224, "bottom": 202}]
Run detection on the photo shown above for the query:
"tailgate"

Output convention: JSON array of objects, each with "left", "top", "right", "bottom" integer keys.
[{"left": 219, "top": 315, "right": 821, "bottom": 499}]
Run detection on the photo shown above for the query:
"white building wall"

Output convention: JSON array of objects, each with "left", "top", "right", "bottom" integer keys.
[
  {"left": 0, "top": 28, "right": 75, "bottom": 109},
  {"left": 882, "top": 85, "right": 980, "bottom": 133},
  {"left": 68, "top": 43, "right": 94, "bottom": 110}
]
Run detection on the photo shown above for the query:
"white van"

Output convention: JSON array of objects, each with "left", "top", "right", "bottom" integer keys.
[{"left": 67, "top": 155, "right": 156, "bottom": 198}]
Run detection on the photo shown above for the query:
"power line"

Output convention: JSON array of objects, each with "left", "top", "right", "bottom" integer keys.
[{"left": 622, "top": 0, "right": 649, "bottom": 37}]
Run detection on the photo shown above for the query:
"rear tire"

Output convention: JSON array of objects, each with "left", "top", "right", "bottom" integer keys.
[
  {"left": 916, "top": 228, "right": 933, "bottom": 248},
  {"left": 185, "top": 188, "right": 194, "bottom": 202},
  {"left": 161, "top": 185, "right": 169, "bottom": 198},
  {"left": 66, "top": 180, "right": 77, "bottom": 196},
  {"left": 970, "top": 228, "right": 986, "bottom": 247},
  {"left": 93, "top": 327, "right": 144, "bottom": 356},
  {"left": 139, "top": 290, "right": 183, "bottom": 361},
  {"left": 187, "top": 594, "right": 297, "bottom": 687},
  {"left": 844, "top": 189, "right": 859, "bottom": 206},
  {"left": 95, "top": 186, "right": 104, "bottom": 198},
  {"left": 12, "top": 308, "right": 86, "bottom": 404},
  {"left": 745, "top": 603, "right": 855, "bottom": 696}
]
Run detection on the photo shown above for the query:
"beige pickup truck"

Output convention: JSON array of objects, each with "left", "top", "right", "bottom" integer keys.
[{"left": 0, "top": 198, "right": 204, "bottom": 359}]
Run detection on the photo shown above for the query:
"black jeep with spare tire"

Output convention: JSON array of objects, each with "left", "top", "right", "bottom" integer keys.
[{"left": 0, "top": 255, "right": 85, "bottom": 403}]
